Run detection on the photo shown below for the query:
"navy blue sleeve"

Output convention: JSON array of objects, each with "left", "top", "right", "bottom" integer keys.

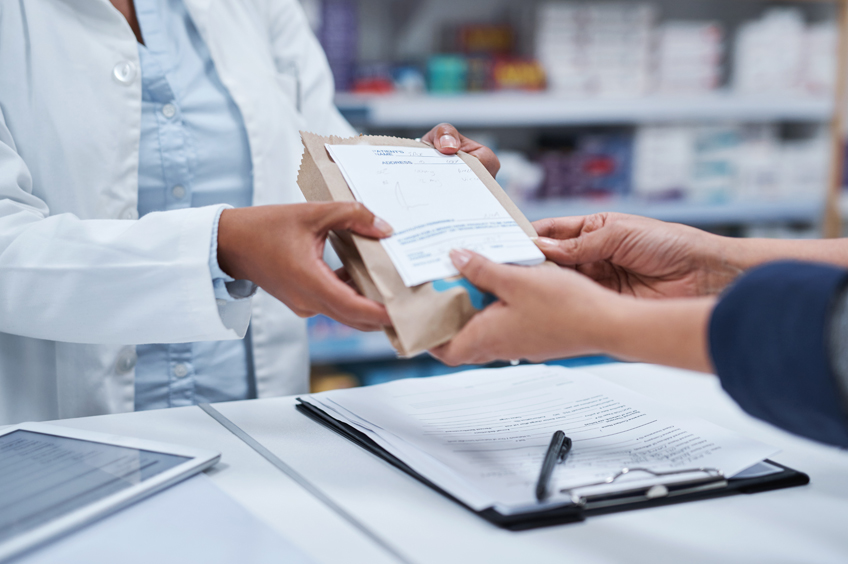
[{"left": 709, "top": 261, "right": 848, "bottom": 447}]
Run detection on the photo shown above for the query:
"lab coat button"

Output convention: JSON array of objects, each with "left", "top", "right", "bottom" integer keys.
[
  {"left": 216, "top": 299, "right": 227, "bottom": 307},
  {"left": 172, "top": 185, "right": 186, "bottom": 199},
  {"left": 116, "top": 349, "right": 137, "bottom": 374},
  {"left": 162, "top": 104, "right": 177, "bottom": 118},
  {"left": 122, "top": 209, "right": 138, "bottom": 220},
  {"left": 173, "top": 363, "right": 188, "bottom": 378},
  {"left": 112, "top": 61, "right": 138, "bottom": 85}
]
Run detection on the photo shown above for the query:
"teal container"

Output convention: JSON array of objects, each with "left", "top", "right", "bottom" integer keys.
[{"left": 427, "top": 55, "right": 468, "bottom": 94}]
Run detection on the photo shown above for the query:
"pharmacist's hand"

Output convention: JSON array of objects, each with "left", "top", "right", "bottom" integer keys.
[
  {"left": 532, "top": 213, "right": 740, "bottom": 298},
  {"left": 217, "top": 203, "right": 393, "bottom": 332},
  {"left": 430, "top": 250, "right": 620, "bottom": 365},
  {"left": 423, "top": 123, "right": 500, "bottom": 177}
]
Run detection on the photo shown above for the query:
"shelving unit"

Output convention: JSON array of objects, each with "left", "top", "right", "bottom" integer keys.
[
  {"left": 824, "top": 0, "right": 848, "bottom": 236},
  {"left": 519, "top": 197, "right": 826, "bottom": 226},
  {"left": 335, "top": 89, "right": 836, "bottom": 227},
  {"left": 334, "top": 0, "right": 848, "bottom": 231},
  {"left": 336, "top": 92, "right": 833, "bottom": 129},
  {"left": 309, "top": 329, "right": 397, "bottom": 364}
]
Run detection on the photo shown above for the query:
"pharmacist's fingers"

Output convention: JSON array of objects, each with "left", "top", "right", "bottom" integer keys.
[
  {"left": 423, "top": 123, "right": 500, "bottom": 177},
  {"left": 322, "top": 289, "right": 390, "bottom": 330},
  {"left": 429, "top": 304, "right": 512, "bottom": 366},
  {"left": 450, "top": 249, "right": 522, "bottom": 299},
  {"left": 318, "top": 295, "right": 387, "bottom": 332},
  {"left": 335, "top": 266, "right": 352, "bottom": 284},
  {"left": 335, "top": 266, "right": 361, "bottom": 293},
  {"left": 463, "top": 144, "right": 500, "bottom": 178},
  {"left": 315, "top": 202, "right": 393, "bottom": 239},
  {"left": 305, "top": 262, "right": 392, "bottom": 328},
  {"left": 424, "top": 123, "right": 461, "bottom": 154}
]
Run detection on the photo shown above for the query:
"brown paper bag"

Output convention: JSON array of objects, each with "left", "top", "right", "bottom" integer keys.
[{"left": 297, "top": 131, "right": 539, "bottom": 357}]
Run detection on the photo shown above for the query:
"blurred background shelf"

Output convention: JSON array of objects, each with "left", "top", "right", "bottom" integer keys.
[
  {"left": 518, "top": 197, "right": 826, "bottom": 226},
  {"left": 308, "top": 328, "right": 398, "bottom": 364},
  {"left": 336, "top": 92, "right": 834, "bottom": 128}
]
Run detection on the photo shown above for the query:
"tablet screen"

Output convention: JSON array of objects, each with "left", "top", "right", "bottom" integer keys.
[{"left": 0, "top": 430, "right": 190, "bottom": 543}]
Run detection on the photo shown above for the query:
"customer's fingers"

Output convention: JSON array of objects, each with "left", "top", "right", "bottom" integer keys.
[
  {"left": 449, "top": 249, "right": 522, "bottom": 300},
  {"left": 534, "top": 227, "right": 616, "bottom": 267},
  {"left": 575, "top": 261, "right": 622, "bottom": 291},
  {"left": 429, "top": 304, "right": 510, "bottom": 366},
  {"left": 532, "top": 216, "right": 590, "bottom": 240}
]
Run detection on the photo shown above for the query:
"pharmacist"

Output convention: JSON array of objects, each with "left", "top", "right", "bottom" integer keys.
[
  {"left": 0, "top": 0, "right": 498, "bottom": 425},
  {"left": 433, "top": 213, "right": 848, "bottom": 448}
]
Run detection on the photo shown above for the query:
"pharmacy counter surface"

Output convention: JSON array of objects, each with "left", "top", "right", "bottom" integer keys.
[{"left": 22, "top": 364, "right": 848, "bottom": 563}]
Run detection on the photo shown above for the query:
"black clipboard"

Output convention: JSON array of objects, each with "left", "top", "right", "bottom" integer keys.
[{"left": 296, "top": 399, "right": 809, "bottom": 531}]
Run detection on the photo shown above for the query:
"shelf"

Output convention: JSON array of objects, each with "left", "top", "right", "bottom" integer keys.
[
  {"left": 335, "top": 92, "right": 833, "bottom": 129},
  {"left": 308, "top": 330, "right": 401, "bottom": 364},
  {"left": 518, "top": 198, "right": 826, "bottom": 226}
]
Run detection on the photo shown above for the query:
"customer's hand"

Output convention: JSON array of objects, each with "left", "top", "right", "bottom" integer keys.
[
  {"left": 532, "top": 213, "right": 741, "bottom": 298},
  {"left": 217, "top": 202, "right": 393, "bottom": 331},
  {"left": 429, "top": 250, "right": 715, "bottom": 372},
  {"left": 429, "top": 250, "right": 620, "bottom": 365},
  {"left": 423, "top": 123, "right": 500, "bottom": 177}
]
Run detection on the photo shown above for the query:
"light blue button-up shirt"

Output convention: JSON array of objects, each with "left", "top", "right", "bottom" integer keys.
[{"left": 134, "top": 0, "right": 254, "bottom": 410}]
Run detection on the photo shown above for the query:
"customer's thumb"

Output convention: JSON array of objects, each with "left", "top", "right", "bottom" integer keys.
[{"left": 449, "top": 249, "right": 517, "bottom": 298}]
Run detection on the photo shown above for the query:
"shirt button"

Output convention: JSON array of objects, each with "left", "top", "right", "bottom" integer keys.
[
  {"left": 123, "top": 209, "right": 138, "bottom": 220},
  {"left": 171, "top": 184, "right": 186, "bottom": 199},
  {"left": 216, "top": 299, "right": 227, "bottom": 307},
  {"left": 112, "top": 61, "right": 138, "bottom": 85},
  {"left": 173, "top": 363, "right": 188, "bottom": 378},
  {"left": 116, "top": 348, "right": 137, "bottom": 374},
  {"left": 162, "top": 103, "right": 177, "bottom": 118}
]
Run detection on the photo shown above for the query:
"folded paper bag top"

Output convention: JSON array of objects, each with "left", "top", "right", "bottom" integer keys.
[{"left": 296, "top": 131, "right": 541, "bottom": 357}]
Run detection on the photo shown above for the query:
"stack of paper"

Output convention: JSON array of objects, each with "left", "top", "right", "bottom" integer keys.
[
  {"left": 325, "top": 144, "right": 544, "bottom": 287},
  {"left": 300, "top": 365, "right": 779, "bottom": 514}
]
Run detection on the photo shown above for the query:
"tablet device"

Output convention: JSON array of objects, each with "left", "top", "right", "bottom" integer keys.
[{"left": 0, "top": 422, "right": 221, "bottom": 561}]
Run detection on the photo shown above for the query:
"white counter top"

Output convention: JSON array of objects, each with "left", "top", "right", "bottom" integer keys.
[{"left": 22, "top": 363, "right": 848, "bottom": 564}]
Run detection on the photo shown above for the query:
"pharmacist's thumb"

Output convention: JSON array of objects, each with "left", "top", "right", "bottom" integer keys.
[
  {"left": 450, "top": 249, "right": 516, "bottom": 298},
  {"left": 319, "top": 201, "right": 394, "bottom": 239}
]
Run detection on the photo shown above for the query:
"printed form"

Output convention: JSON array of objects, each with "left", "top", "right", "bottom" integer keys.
[
  {"left": 325, "top": 145, "right": 545, "bottom": 287},
  {"left": 301, "top": 365, "right": 779, "bottom": 513}
]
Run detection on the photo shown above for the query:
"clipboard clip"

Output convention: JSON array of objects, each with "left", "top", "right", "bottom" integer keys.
[{"left": 561, "top": 467, "right": 727, "bottom": 509}]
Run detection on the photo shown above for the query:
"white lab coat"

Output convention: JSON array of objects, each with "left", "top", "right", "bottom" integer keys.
[{"left": 0, "top": 0, "right": 355, "bottom": 424}]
